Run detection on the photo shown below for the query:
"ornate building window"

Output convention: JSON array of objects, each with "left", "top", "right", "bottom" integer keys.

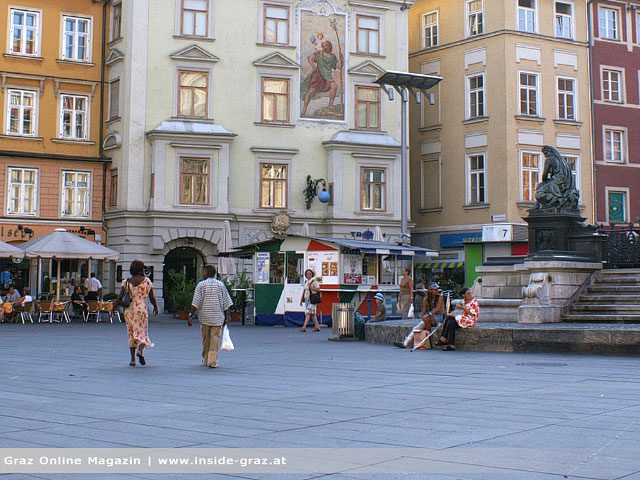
[
  {"left": 361, "top": 168, "right": 386, "bottom": 211},
  {"left": 422, "top": 12, "right": 438, "bottom": 48},
  {"left": 178, "top": 70, "right": 208, "bottom": 117},
  {"left": 261, "top": 77, "right": 290, "bottom": 123},
  {"left": 60, "top": 95, "right": 89, "bottom": 140},
  {"left": 356, "top": 15, "right": 380, "bottom": 54},
  {"left": 355, "top": 86, "right": 380, "bottom": 130},
  {"left": 520, "top": 152, "right": 540, "bottom": 202},
  {"left": 9, "top": 8, "right": 40, "bottom": 56},
  {"left": 260, "top": 163, "right": 288, "bottom": 209},
  {"left": 6, "top": 89, "right": 37, "bottom": 136},
  {"left": 179, "top": 157, "right": 210, "bottom": 205},
  {"left": 7, "top": 168, "right": 37, "bottom": 216},
  {"left": 181, "top": 0, "right": 209, "bottom": 37},
  {"left": 61, "top": 171, "right": 90, "bottom": 217}
]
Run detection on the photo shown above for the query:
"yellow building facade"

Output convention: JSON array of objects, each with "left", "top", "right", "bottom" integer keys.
[
  {"left": 0, "top": 0, "right": 108, "bottom": 294},
  {"left": 409, "top": 0, "right": 593, "bottom": 285}
]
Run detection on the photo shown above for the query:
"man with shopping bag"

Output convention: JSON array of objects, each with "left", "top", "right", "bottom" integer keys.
[{"left": 188, "top": 265, "right": 233, "bottom": 368}]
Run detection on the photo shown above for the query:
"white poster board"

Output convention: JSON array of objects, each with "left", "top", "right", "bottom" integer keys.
[
  {"left": 255, "top": 252, "right": 270, "bottom": 284},
  {"left": 307, "top": 251, "right": 339, "bottom": 284}
]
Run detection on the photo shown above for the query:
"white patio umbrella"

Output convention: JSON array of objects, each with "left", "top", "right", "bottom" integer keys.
[
  {"left": 19, "top": 228, "right": 119, "bottom": 301},
  {"left": 373, "top": 225, "right": 384, "bottom": 242},
  {"left": 0, "top": 240, "right": 24, "bottom": 259},
  {"left": 217, "top": 220, "right": 236, "bottom": 276}
]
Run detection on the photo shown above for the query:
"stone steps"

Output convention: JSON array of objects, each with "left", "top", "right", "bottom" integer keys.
[
  {"left": 587, "top": 285, "right": 640, "bottom": 293},
  {"left": 569, "top": 304, "right": 640, "bottom": 312},
  {"left": 562, "top": 314, "right": 640, "bottom": 323},
  {"left": 594, "top": 276, "right": 640, "bottom": 284},
  {"left": 578, "top": 294, "right": 640, "bottom": 302}
]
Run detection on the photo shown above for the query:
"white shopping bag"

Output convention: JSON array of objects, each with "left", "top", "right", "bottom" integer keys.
[
  {"left": 221, "top": 325, "right": 234, "bottom": 351},
  {"left": 407, "top": 304, "right": 415, "bottom": 319}
]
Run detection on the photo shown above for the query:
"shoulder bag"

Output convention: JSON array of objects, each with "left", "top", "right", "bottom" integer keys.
[{"left": 119, "top": 280, "right": 132, "bottom": 309}]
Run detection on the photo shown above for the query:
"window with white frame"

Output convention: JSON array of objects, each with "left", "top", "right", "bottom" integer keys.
[
  {"left": 467, "top": 153, "right": 486, "bottom": 204},
  {"left": 7, "top": 168, "right": 37, "bottom": 216},
  {"left": 9, "top": 8, "right": 40, "bottom": 56},
  {"left": 422, "top": 12, "right": 438, "bottom": 48},
  {"left": 557, "top": 77, "right": 575, "bottom": 120},
  {"left": 62, "top": 16, "right": 91, "bottom": 61},
  {"left": 59, "top": 95, "right": 89, "bottom": 140},
  {"left": 604, "top": 128, "right": 625, "bottom": 163},
  {"left": 599, "top": 7, "right": 619, "bottom": 40},
  {"left": 555, "top": 1, "right": 573, "bottom": 39},
  {"left": 564, "top": 155, "right": 580, "bottom": 198},
  {"left": 6, "top": 89, "right": 37, "bottom": 136},
  {"left": 608, "top": 190, "right": 628, "bottom": 223},
  {"left": 62, "top": 171, "right": 90, "bottom": 217},
  {"left": 518, "top": 0, "right": 536, "bottom": 33},
  {"left": 637, "top": 11, "right": 640, "bottom": 44},
  {"left": 467, "top": 73, "right": 485, "bottom": 118},
  {"left": 181, "top": 0, "right": 209, "bottom": 37},
  {"left": 261, "top": 77, "right": 290, "bottom": 124},
  {"left": 519, "top": 72, "right": 539, "bottom": 116},
  {"left": 109, "top": 79, "right": 120, "bottom": 119},
  {"left": 263, "top": 4, "right": 289, "bottom": 45},
  {"left": 520, "top": 152, "right": 540, "bottom": 202},
  {"left": 179, "top": 157, "right": 210, "bottom": 205},
  {"left": 602, "top": 69, "right": 622, "bottom": 103},
  {"left": 260, "top": 163, "right": 288, "bottom": 209},
  {"left": 111, "top": 2, "right": 122, "bottom": 41},
  {"left": 467, "top": 0, "right": 483, "bottom": 37},
  {"left": 178, "top": 70, "right": 208, "bottom": 117},
  {"left": 361, "top": 168, "right": 386, "bottom": 211}
]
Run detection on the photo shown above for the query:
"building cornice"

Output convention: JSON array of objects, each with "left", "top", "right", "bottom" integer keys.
[
  {"left": 0, "top": 150, "right": 109, "bottom": 163},
  {"left": 410, "top": 30, "right": 589, "bottom": 59}
]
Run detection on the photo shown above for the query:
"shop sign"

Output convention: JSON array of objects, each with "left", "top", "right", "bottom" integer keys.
[
  {"left": 307, "top": 251, "right": 339, "bottom": 284},
  {"left": 0, "top": 226, "right": 34, "bottom": 241},
  {"left": 343, "top": 273, "right": 362, "bottom": 284}
]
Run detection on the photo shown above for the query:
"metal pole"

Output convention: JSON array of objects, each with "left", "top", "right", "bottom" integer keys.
[{"left": 400, "top": 89, "right": 409, "bottom": 245}]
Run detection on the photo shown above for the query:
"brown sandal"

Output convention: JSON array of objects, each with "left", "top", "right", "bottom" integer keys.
[{"left": 299, "top": 328, "right": 306, "bottom": 332}]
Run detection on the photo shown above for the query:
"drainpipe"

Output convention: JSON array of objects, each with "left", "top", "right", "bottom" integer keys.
[
  {"left": 587, "top": 0, "right": 597, "bottom": 224},
  {"left": 99, "top": 0, "right": 109, "bottom": 239}
]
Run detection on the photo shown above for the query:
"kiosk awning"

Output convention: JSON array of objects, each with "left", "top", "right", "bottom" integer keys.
[
  {"left": 312, "top": 237, "right": 438, "bottom": 257},
  {"left": 416, "top": 261, "right": 464, "bottom": 269}
]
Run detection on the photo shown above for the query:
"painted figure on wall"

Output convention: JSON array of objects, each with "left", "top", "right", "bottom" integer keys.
[{"left": 299, "top": 7, "right": 345, "bottom": 120}]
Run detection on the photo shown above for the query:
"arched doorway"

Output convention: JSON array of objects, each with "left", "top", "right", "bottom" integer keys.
[{"left": 163, "top": 247, "right": 205, "bottom": 311}]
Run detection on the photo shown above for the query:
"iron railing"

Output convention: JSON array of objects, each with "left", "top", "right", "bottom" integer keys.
[{"left": 597, "top": 223, "right": 640, "bottom": 269}]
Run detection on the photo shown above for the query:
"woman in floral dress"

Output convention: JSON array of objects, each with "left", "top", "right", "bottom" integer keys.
[{"left": 117, "top": 260, "right": 159, "bottom": 366}]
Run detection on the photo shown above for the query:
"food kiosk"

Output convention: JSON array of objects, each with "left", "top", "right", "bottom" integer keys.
[{"left": 231, "top": 235, "right": 438, "bottom": 326}]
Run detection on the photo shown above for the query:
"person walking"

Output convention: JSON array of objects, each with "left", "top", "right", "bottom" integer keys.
[
  {"left": 299, "top": 269, "right": 321, "bottom": 332},
  {"left": 188, "top": 265, "right": 233, "bottom": 368},
  {"left": 84, "top": 272, "right": 102, "bottom": 301},
  {"left": 116, "top": 260, "right": 158, "bottom": 366},
  {"left": 436, "top": 288, "right": 479, "bottom": 351},
  {"left": 399, "top": 268, "right": 413, "bottom": 318}
]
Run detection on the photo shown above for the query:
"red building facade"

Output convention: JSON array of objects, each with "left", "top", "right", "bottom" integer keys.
[{"left": 591, "top": 0, "right": 640, "bottom": 224}]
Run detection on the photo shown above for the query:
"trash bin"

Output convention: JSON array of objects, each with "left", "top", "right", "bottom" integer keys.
[{"left": 332, "top": 302, "right": 355, "bottom": 338}]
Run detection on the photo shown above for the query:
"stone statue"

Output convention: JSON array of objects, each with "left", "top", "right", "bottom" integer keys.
[{"left": 534, "top": 145, "right": 579, "bottom": 211}]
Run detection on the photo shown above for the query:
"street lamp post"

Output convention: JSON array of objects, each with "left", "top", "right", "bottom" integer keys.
[{"left": 374, "top": 71, "right": 442, "bottom": 245}]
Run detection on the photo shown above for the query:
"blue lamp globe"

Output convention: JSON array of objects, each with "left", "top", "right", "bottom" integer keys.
[{"left": 318, "top": 188, "right": 331, "bottom": 204}]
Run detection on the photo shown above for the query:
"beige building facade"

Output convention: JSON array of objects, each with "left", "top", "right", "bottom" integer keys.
[
  {"left": 409, "top": 0, "right": 594, "bottom": 282},
  {"left": 104, "top": 0, "right": 413, "bottom": 309}
]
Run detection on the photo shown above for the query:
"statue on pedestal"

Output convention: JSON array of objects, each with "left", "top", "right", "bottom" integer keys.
[{"left": 534, "top": 145, "right": 579, "bottom": 212}]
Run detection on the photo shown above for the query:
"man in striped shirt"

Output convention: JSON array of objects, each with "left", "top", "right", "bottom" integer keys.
[{"left": 188, "top": 265, "right": 233, "bottom": 368}]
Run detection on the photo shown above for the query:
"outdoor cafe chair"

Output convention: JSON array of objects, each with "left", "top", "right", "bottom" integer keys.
[
  {"left": 86, "top": 300, "right": 101, "bottom": 322},
  {"left": 14, "top": 301, "right": 34, "bottom": 324},
  {"left": 99, "top": 301, "right": 121, "bottom": 323},
  {"left": 52, "top": 301, "right": 71, "bottom": 323},
  {"left": 71, "top": 301, "right": 87, "bottom": 322},
  {"left": 37, "top": 301, "right": 54, "bottom": 323}
]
